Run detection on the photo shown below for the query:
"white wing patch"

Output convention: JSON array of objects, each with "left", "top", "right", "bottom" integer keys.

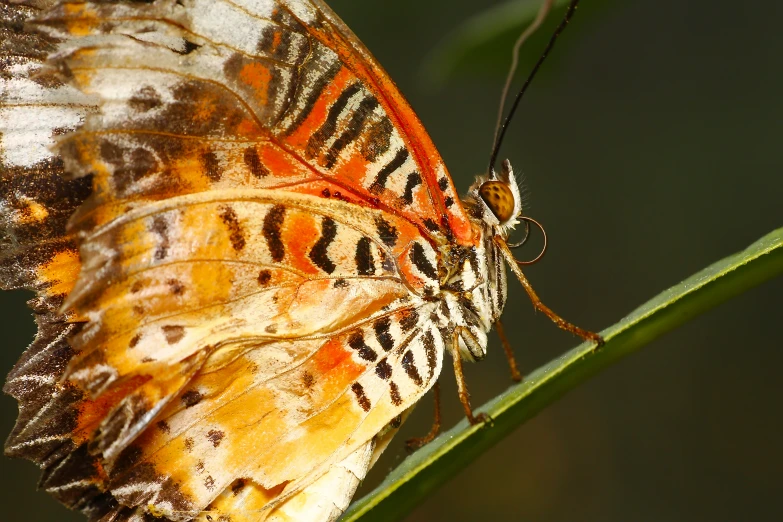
[{"left": 0, "top": 73, "right": 94, "bottom": 167}]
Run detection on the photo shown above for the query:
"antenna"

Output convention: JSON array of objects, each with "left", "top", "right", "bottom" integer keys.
[
  {"left": 492, "top": 0, "right": 555, "bottom": 151},
  {"left": 488, "top": 0, "right": 581, "bottom": 175}
]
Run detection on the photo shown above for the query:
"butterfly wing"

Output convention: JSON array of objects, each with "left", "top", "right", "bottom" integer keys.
[
  {"left": 1, "top": 0, "right": 96, "bottom": 484},
  {"left": 52, "top": 0, "right": 474, "bottom": 245},
  {"left": 3, "top": 1, "right": 473, "bottom": 520}
]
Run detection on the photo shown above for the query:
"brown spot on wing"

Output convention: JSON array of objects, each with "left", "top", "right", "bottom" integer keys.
[
  {"left": 375, "top": 215, "right": 398, "bottom": 247},
  {"left": 166, "top": 278, "right": 185, "bottom": 295},
  {"left": 348, "top": 331, "right": 377, "bottom": 362},
  {"left": 400, "top": 309, "right": 419, "bottom": 332},
  {"left": 373, "top": 317, "right": 394, "bottom": 352},
  {"left": 351, "top": 382, "right": 371, "bottom": 412},
  {"left": 375, "top": 358, "right": 392, "bottom": 380},
  {"left": 162, "top": 325, "right": 185, "bottom": 344},
  {"left": 423, "top": 329, "right": 438, "bottom": 378},
  {"left": 206, "top": 429, "right": 225, "bottom": 448},
  {"left": 257, "top": 269, "right": 272, "bottom": 286},
  {"left": 112, "top": 146, "right": 158, "bottom": 195},
  {"left": 401, "top": 350, "right": 423, "bottom": 386},
  {"left": 128, "top": 85, "right": 162, "bottom": 112},
  {"left": 201, "top": 150, "right": 223, "bottom": 182},
  {"left": 389, "top": 381, "right": 402, "bottom": 406},
  {"left": 231, "top": 478, "right": 246, "bottom": 496},
  {"left": 218, "top": 205, "right": 246, "bottom": 251},
  {"left": 243, "top": 146, "right": 269, "bottom": 178},
  {"left": 361, "top": 117, "right": 393, "bottom": 161},
  {"left": 262, "top": 205, "right": 286, "bottom": 262},
  {"left": 181, "top": 390, "right": 203, "bottom": 408},
  {"left": 151, "top": 216, "right": 170, "bottom": 260}
]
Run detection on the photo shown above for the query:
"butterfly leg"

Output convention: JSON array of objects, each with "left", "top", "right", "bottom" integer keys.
[
  {"left": 495, "top": 319, "right": 523, "bottom": 382},
  {"left": 451, "top": 327, "right": 491, "bottom": 426},
  {"left": 406, "top": 381, "right": 441, "bottom": 450},
  {"left": 496, "top": 236, "right": 605, "bottom": 346}
]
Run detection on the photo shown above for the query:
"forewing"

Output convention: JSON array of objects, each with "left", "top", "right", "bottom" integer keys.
[
  {"left": 301, "top": 0, "right": 475, "bottom": 243},
  {"left": 39, "top": 0, "right": 474, "bottom": 245}
]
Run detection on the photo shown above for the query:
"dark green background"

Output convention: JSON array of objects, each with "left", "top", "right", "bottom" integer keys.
[{"left": 2, "top": 1, "right": 781, "bottom": 520}]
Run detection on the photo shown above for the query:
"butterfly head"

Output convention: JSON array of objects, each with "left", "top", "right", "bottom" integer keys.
[
  {"left": 468, "top": 159, "right": 523, "bottom": 235},
  {"left": 444, "top": 159, "right": 524, "bottom": 363}
]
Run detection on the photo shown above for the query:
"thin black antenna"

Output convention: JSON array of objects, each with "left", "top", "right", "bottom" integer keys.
[
  {"left": 488, "top": 0, "right": 581, "bottom": 175},
  {"left": 492, "top": 0, "right": 555, "bottom": 152}
]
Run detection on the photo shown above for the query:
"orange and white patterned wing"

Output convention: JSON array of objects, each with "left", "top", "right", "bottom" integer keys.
[
  {"left": 1, "top": 0, "right": 96, "bottom": 489},
  {"left": 3, "top": 1, "right": 477, "bottom": 521}
]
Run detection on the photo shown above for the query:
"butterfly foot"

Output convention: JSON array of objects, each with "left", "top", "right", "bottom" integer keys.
[
  {"left": 405, "top": 435, "right": 432, "bottom": 452},
  {"left": 470, "top": 412, "right": 494, "bottom": 427},
  {"left": 588, "top": 332, "right": 606, "bottom": 353}
]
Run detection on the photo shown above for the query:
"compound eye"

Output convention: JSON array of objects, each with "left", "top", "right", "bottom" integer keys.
[{"left": 478, "top": 181, "right": 515, "bottom": 223}]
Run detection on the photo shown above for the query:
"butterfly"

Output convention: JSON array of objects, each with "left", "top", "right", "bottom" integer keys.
[{"left": 1, "top": 1, "right": 600, "bottom": 520}]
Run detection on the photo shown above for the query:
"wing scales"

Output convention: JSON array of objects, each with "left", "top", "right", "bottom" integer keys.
[
  {"left": 36, "top": 0, "right": 473, "bottom": 244},
  {"left": 95, "top": 303, "right": 442, "bottom": 520},
  {"left": 2, "top": 1, "right": 468, "bottom": 520},
  {"left": 1, "top": 3, "right": 98, "bottom": 511}
]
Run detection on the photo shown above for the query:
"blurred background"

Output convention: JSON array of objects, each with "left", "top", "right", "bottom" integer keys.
[{"left": 1, "top": 0, "right": 781, "bottom": 520}]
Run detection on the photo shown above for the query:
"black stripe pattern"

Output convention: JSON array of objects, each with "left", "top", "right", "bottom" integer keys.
[
  {"left": 401, "top": 172, "right": 422, "bottom": 205},
  {"left": 355, "top": 237, "right": 375, "bottom": 276},
  {"left": 243, "top": 146, "right": 269, "bottom": 178},
  {"left": 262, "top": 205, "right": 286, "bottom": 262},
  {"left": 401, "top": 349, "right": 423, "bottom": 386},
  {"left": 309, "top": 217, "right": 337, "bottom": 273},
  {"left": 324, "top": 96, "right": 379, "bottom": 168},
  {"left": 389, "top": 381, "right": 403, "bottom": 406},
  {"left": 306, "top": 82, "right": 362, "bottom": 160},
  {"left": 283, "top": 59, "right": 343, "bottom": 136},
  {"left": 410, "top": 242, "right": 438, "bottom": 280},
  {"left": 375, "top": 216, "right": 398, "bottom": 247},
  {"left": 400, "top": 309, "right": 419, "bottom": 332},
  {"left": 370, "top": 148, "right": 408, "bottom": 193},
  {"left": 351, "top": 383, "right": 371, "bottom": 412},
  {"left": 361, "top": 117, "right": 393, "bottom": 161},
  {"left": 348, "top": 331, "right": 377, "bottom": 362},
  {"left": 423, "top": 329, "right": 438, "bottom": 378},
  {"left": 373, "top": 317, "right": 394, "bottom": 352},
  {"left": 375, "top": 358, "right": 392, "bottom": 380}
]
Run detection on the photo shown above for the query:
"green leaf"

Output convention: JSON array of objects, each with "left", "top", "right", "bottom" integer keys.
[
  {"left": 422, "top": 0, "right": 617, "bottom": 86},
  {"left": 343, "top": 227, "right": 783, "bottom": 522}
]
